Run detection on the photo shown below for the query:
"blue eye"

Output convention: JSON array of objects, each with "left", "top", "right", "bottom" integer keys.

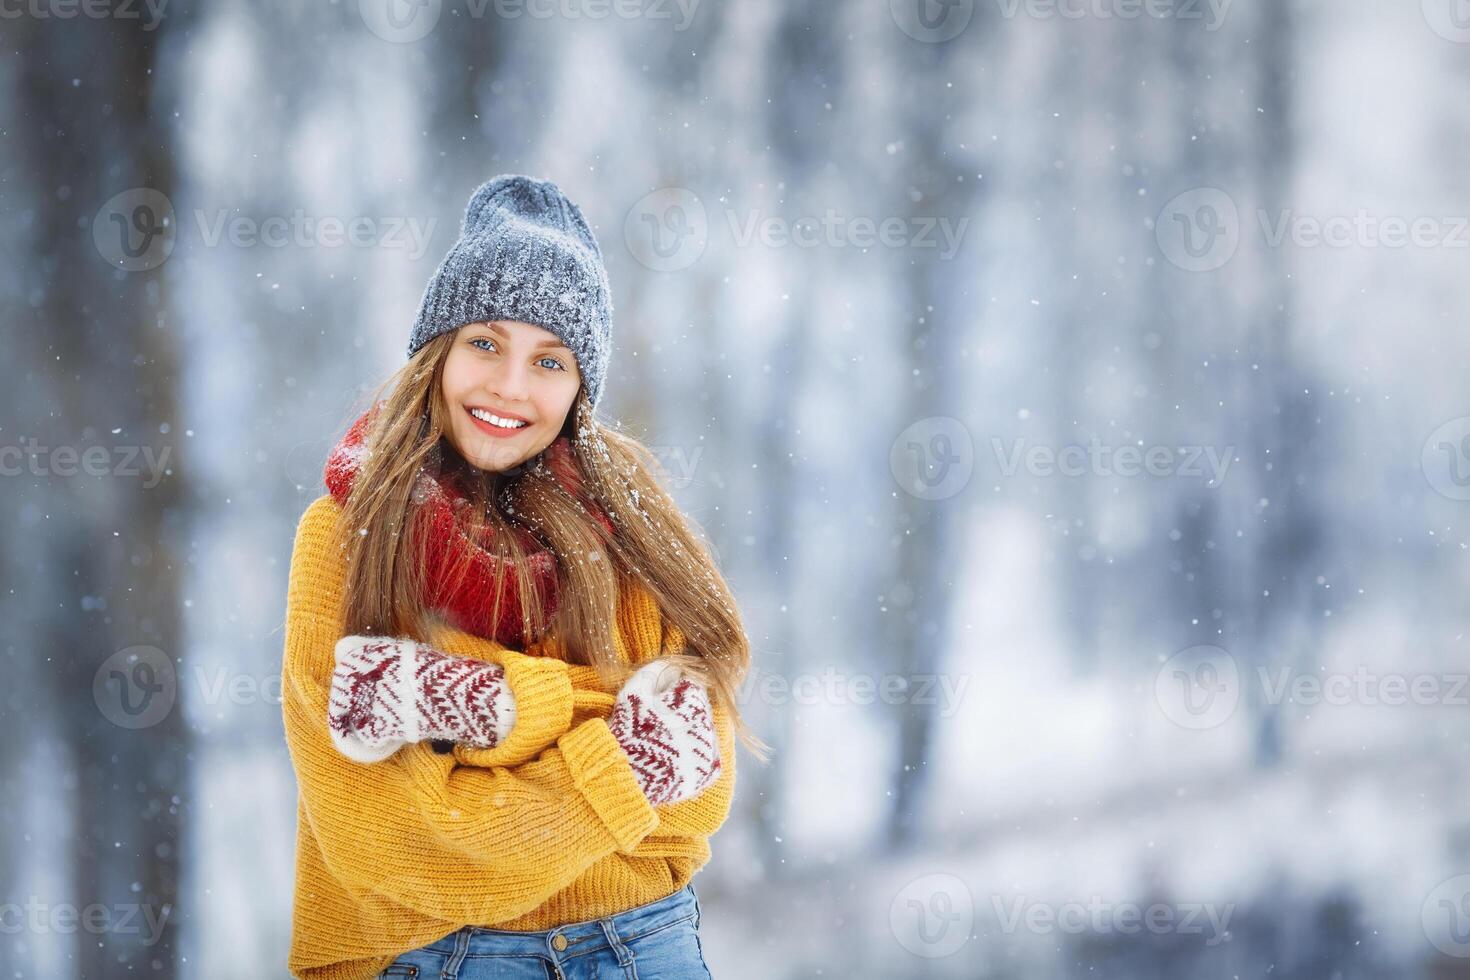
[{"left": 470, "top": 337, "right": 565, "bottom": 371}]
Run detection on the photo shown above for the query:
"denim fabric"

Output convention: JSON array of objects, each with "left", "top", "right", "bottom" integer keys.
[{"left": 374, "top": 884, "right": 713, "bottom": 979}]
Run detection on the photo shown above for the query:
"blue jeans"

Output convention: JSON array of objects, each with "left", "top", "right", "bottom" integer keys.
[{"left": 375, "top": 884, "right": 714, "bottom": 979}]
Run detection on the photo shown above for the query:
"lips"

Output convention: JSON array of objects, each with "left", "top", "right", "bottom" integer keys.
[
  {"left": 465, "top": 405, "right": 531, "bottom": 438},
  {"left": 468, "top": 405, "right": 530, "bottom": 424}
]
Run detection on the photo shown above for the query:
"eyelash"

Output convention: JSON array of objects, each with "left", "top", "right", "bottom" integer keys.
[{"left": 469, "top": 336, "right": 567, "bottom": 371}]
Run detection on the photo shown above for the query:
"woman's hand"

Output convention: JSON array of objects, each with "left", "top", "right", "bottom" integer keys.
[
  {"left": 328, "top": 635, "right": 517, "bottom": 763},
  {"left": 607, "top": 659, "right": 721, "bottom": 806}
]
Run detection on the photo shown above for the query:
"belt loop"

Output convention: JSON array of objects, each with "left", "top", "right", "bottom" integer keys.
[
  {"left": 441, "top": 926, "right": 472, "bottom": 979},
  {"left": 598, "top": 916, "right": 636, "bottom": 971}
]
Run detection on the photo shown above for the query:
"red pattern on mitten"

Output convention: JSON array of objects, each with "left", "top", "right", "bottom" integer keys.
[
  {"left": 328, "top": 636, "right": 517, "bottom": 763},
  {"left": 608, "top": 660, "right": 721, "bottom": 806}
]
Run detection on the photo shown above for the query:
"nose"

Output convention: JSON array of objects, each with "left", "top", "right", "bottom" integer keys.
[{"left": 486, "top": 355, "right": 530, "bottom": 403}]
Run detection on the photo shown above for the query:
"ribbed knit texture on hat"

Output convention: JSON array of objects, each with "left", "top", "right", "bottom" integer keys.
[{"left": 408, "top": 175, "right": 614, "bottom": 407}]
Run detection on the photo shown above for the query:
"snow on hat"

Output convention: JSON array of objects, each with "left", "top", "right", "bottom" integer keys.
[{"left": 407, "top": 174, "right": 614, "bottom": 407}]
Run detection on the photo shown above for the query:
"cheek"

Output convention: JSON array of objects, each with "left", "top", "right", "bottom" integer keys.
[
  {"left": 440, "top": 359, "right": 485, "bottom": 419},
  {"left": 437, "top": 377, "right": 471, "bottom": 441},
  {"left": 439, "top": 361, "right": 468, "bottom": 402},
  {"left": 535, "top": 376, "right": 578, "bottom": 418}
]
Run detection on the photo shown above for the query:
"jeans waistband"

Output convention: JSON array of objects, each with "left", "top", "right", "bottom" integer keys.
[{"left": 421, "top": 884, "right": 699, "bottom": 961}]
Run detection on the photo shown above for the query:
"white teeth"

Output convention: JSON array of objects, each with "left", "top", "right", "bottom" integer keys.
[{"left": 469, "top": 407, "right": 528, "bottom": 429}]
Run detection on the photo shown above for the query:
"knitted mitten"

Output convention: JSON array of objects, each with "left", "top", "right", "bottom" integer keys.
[
  {"left": 328, "top": 635, "right": 517, "bottom": 763},
  {"left": 607, "top": 659, "right": 721, "bottom": 806}
]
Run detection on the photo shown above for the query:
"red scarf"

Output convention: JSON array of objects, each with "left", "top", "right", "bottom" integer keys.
[{"left": 323, "top": 405, "right": 614, "bottom": 647}]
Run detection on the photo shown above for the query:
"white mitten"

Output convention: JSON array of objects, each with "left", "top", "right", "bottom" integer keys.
[
  {"left": 328, "top": 635, "right": 517, "bottom": 763},
  {"left": 607, "top": 659, "right": 721, "bottom": 806}
]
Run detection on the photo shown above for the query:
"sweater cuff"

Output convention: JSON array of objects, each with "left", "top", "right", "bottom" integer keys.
[
  {"left": 559, "top": 719, "right": 658, "bottom": 853},
  {"left": 453, "top": 651, "right": 574, "bottom": 769}
]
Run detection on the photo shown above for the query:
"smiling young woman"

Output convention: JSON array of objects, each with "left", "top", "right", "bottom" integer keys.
[
  {"left": 281, "top": 175, "right": 767, "bottom": 980},
  {"left": 440, "top": 319, "right": 582, "bottom": 474}
]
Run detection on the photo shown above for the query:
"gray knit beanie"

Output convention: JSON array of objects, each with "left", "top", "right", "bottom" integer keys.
[{"left": 408, "top": 174, "right": 614, "bottom": 407}]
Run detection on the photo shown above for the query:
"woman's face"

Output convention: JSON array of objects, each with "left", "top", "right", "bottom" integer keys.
[{"left": 438, "top": 319, "right": 582, "bottom": 473}]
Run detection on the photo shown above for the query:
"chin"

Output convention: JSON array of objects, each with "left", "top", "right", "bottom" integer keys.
[
  {"left": 470, "top": 449, "right": 526, "bottom": 474},
  {"left": 475, "top": 437, "right": 546, "bottom": 474}
]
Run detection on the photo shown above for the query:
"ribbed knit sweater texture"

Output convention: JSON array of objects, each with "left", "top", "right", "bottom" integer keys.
[{"left": 283, "top": 494, "right": 736, "bottom": 980}]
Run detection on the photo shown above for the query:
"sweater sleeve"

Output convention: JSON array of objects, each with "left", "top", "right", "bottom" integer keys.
[
  {"left": 417, "top": 625, "right": 578, "bottom": 769},
  {"left": 283, "top": 495, "right": 660, "bottom": 925}
]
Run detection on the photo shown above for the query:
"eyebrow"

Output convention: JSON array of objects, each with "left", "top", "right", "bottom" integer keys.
[{"left": 484, "top": 321, "right": 570, "bottom": 351}]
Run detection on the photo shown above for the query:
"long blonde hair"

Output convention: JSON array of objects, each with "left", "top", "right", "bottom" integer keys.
[{"left": 334, "top": 331, "right": 768, "bottom": 760}]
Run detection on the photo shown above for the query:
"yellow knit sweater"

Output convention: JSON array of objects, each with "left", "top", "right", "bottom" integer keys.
[{"left": 282, "top": 494, "right": 737, "bottom": 980}]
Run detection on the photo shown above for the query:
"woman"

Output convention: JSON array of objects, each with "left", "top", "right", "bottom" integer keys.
[{"left": 281, "top": 174, "right": 766, "bottom": 980}]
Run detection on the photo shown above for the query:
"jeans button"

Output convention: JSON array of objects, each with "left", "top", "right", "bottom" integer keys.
[{"left": 551, "top": 933, "right": 568, "bottom": 951}]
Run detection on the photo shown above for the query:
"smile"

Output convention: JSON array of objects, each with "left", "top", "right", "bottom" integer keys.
[{"left": 466, "top": 406, "right": 530, "bottom": 436}]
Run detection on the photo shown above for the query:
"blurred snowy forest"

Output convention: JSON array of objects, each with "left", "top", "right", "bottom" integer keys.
[{"left": 4, "top": 0, "right": 1470, "bottom": 976}]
